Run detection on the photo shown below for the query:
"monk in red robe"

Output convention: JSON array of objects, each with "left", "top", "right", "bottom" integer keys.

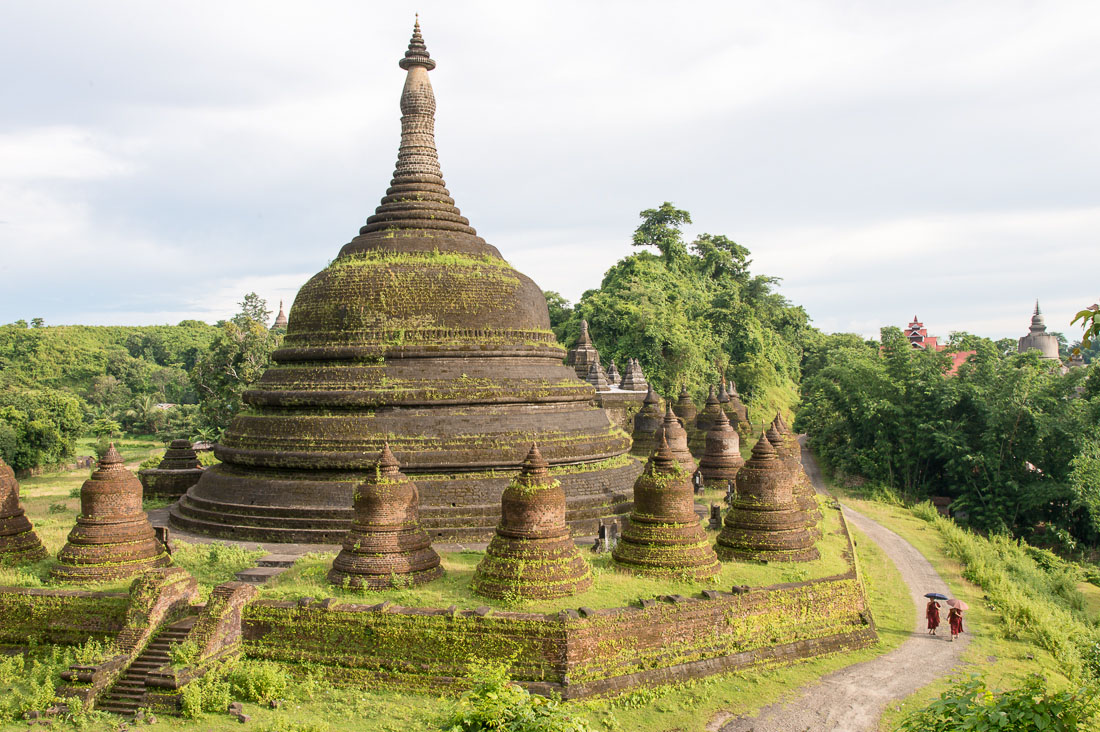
[
  {"left": 926, "top": 599, "right": 941, "bottom": 635},
  {"left": 948, "top": 606, "right": 964, "bottom": 641}
]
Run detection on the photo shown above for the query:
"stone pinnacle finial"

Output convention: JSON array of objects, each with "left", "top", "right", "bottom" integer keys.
[
  {"left": 359, "top": 18, "right": 477, "bottom": 238},
  {"left": 706, "top": 385, "right": 718, "bottom": 405},
  {"left": 643, "top": 385, "right": 659, "bottom": 405},
  {"left": 578, "top": 320, "right": 592, "bottom": 344},
  {"left": 751, "top": 432, "right": 777, "bottom": 461},
  {"left": 653, "top": 434, "right": 676, "bottom": 468},
  {"left": 715, "top": 407, "right": 731, "bottom": 428},
  {"left": 521, "top": 442, "right": 550, "bottom": 477},
  {"left": 378, "top": 443, "right": 401, "bottom": 475},
  {"left": 102, "top": 443, "right": 123, "bottom": 465},
  {"left": 1035, "top": 299, "right": 1041, "bottom": 315},
  {"left": 400, "top": 16, "right": 436, "bottom": 70}
]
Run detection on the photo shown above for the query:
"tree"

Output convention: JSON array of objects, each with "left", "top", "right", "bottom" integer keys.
[
  {"left": 30, "top": 318, "right": 44, "bottom": 328},
  {"left": 1071, "top": 302, "right": 1100, "bottom": 353},
  {"left": 232, "top": 293, "right": 272, "bottom": 328},
  {"left": 191, "top": 295, "right": 282, "bottom": 438},
  {"left": 542, "top": 291, "right": 573, "bottom": 332},
  {"left": 632, "top": 202, "right": 692, "bottom": 266}
]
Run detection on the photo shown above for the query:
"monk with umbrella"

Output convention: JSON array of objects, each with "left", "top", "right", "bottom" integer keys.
[
  {"left": 924, "top": 592, "right": 947, "bottom": 635},
  {"left": 947, "top": 599, "right": 967, "bottom": 641}
]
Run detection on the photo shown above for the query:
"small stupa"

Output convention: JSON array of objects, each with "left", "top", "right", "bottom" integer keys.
[
  {"left": 715, "top": 434, "right": 818, "bottom": 562},
  {"left": 725, "top": 380, "right": 750, "bottom": 429},
  {"left": 138, "top": 439, "right": 204, "bottom": 499},
  {"left": 613, "top": 437, "right": 720, "bottom": 579},
  {"left": 771, "top": 415, "right": 822, "bottom": 524},
  {"left": 271, "top": 301, "right": 288, "bottom": 331},
  {"left": 619, "top": 359, "right": 649, "bottom": 391},
  {"left": 53, "top": 445, "right": 170, "bottom": 582},
  {"left": 1017, "top": 301, "right": 1061, "bottom": 362},
  {"left": 630, "top": 387, "right": 664, "bottom": 457},
  {"left": 586, "top": 361, "right": 611, "bottom": 391},
  {"left": 655, "top": 404, "right": 697, "bottom": 477},
  {"left": 472, "top": 444, "right": 592, "bottom": 599},
  {"left": 0, "top": 458, "right": 47, "bottom": 563},
  {"left": 566, "top": 320, "right": 601, "bottom": 380},
  {"left": 328, "top": 444, "right": 442, "bottom": 590},
  {"left": 695, "top": 386, "right": 724, "bottom": 434},
  {"left": 606, "top": 360, "right": 620, "bottom": 385},
  {"left": 672, "top": 385, "right": 698, "bottom": 424},
  {"left": 698, "top": 409, "right": 744, "bottom": 488}
]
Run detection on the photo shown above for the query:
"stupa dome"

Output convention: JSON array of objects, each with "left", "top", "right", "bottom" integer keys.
[{"left": 171, "top": 21, "right": 637, "bottom": 542}]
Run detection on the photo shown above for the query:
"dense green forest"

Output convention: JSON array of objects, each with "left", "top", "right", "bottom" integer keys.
[
  {"left": 0, "top": 295, "right": 281, "bottom": 471},
  {"left": 547, "top": 203, "right": 814, "bottom": 414},
  {"left": 798, "top": 327, "right": 1100, "bottom": 552}
]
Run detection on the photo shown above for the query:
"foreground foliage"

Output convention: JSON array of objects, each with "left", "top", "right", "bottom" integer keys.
[
  {"left": 897, "top": 674, "right": 1098, "bottom": 732},
  {"left": 441, "top": 661, "right": 593, "bottom": 732}
]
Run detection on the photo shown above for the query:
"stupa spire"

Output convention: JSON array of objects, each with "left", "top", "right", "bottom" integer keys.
[{"left": 359, "top": 17, "right": 476, "bottom": 237}]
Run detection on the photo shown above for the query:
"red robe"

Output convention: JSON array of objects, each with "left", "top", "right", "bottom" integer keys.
[
  {"left": 948, "top": 608, "right": 963, "bottom": 634},
  {"left": 926, "top": 601, "right": 940, "bottom": 630}
]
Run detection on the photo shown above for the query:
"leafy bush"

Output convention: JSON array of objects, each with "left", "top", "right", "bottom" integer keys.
[
  {"left": 897, "top": 674, "right": 1098, "bottom": 732},
  {"left": 169, "top": 639, "right": 200, "bottom": 668},
  {"left": 226, "top": 660, "right": 289, "bottom": 704},
  {"left": 180, "top": 666, "right": 232, "bottom": 718},
  {"left": 441, "top": 660, "right": 593, "bottom": 732},
  {"left": 0, "top": 645, "right": 79, "bottom": 723}
]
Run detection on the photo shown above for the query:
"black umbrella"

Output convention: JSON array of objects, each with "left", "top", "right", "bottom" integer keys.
[{"left": 924, "top": 592, "right": 949, "bottom": 601}]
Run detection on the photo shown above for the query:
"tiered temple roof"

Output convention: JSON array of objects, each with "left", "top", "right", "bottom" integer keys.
[
  {"left": 715, "top": 434, "right": 818, "bottom": 562},
  {"left": 327, "top": 445, "right": 442, "bottom": 590},
  {"left": 473, "top": 444, "right": 592, "bottom": 599},
  {"left": 613, "top": 438, "right": 720, "bottom": 579},
  {"left": 53, "top": 445, "right": 170, "bottom": 581},
  {"left": 170, "top": 21, "right": 638, "bottom": 543},
  {"left": 0, "top": 458, "right": 47, "bottom": 563}
]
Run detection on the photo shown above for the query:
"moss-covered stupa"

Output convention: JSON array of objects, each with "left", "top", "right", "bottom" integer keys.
[
  {"left": 672, "top": 385, "right": 698, "bottom": 424},
  {"left": 715, "top": 434, "right": 818, "bottom": 562},
  {"left": 472, "top": 444, "right": 592, "bottom": 599},
  {"left": 53, "top": 445, "right": 170, "bottom": 582},
  {"left": 613, "top": 438, "right": 720, "bottom": 579},
  {"left": 171, "top": 21, "right": 637, "bottom": 542},
  {"left": 655, "top": 404, "right": 696, "bottom": 477},
  {"left": 327, "top": 444, "right": 442, "bottom": 590},
  {"left": 697, "top": 409, "right": 743, "bottom": 488},
  {"left": 0, "top": 458, "right": 47, "bottom": 563},
  {"left": 138, "top": 439, "right": 204, "bottom": 499},
  {"left": 630, "top": 386, "right": 663, "bottom": 458},
  {"left": 770, "top": 415, "right": 822, "bottom": 525}
]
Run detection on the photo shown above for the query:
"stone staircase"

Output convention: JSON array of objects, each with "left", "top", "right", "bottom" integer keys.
[{"left": 98, "top": 617, "right": 195, "bottom": 716}]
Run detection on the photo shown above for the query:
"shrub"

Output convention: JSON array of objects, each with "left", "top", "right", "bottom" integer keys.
[
  {"left": 897, "top": 674, "right": 1098, "bottom": 732},
  {"left": 226, "top": 660, "right": 289, "bottom": 704},
  {"left": 180, "top": 666, "right": 232, "bottom": 718},
  {"left": 441, "top": 660, "right": 593, "bottom": 732}
]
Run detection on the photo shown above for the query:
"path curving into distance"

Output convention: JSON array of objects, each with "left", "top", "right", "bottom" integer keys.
[{"left": 714, "top": 439, "right": 969, "bottom": 732}]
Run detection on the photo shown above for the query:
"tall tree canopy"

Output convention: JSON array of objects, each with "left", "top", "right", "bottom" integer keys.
[{"left": 550, "top": 203, "right": 813, "bottom": 414}]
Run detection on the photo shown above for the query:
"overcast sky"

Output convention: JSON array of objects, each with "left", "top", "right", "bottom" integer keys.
[{"left": 1, "top": 1, "right": 1097, "bottom": 341}]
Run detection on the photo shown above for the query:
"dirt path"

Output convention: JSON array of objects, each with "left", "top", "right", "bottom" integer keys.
[{"left": 716, "top": 440, "right": 968, "bottom": 732}]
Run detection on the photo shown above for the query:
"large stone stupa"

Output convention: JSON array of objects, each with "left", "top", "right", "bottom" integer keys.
[{"left": 171, "top": 21, "right": 638, "bottom": 543}]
